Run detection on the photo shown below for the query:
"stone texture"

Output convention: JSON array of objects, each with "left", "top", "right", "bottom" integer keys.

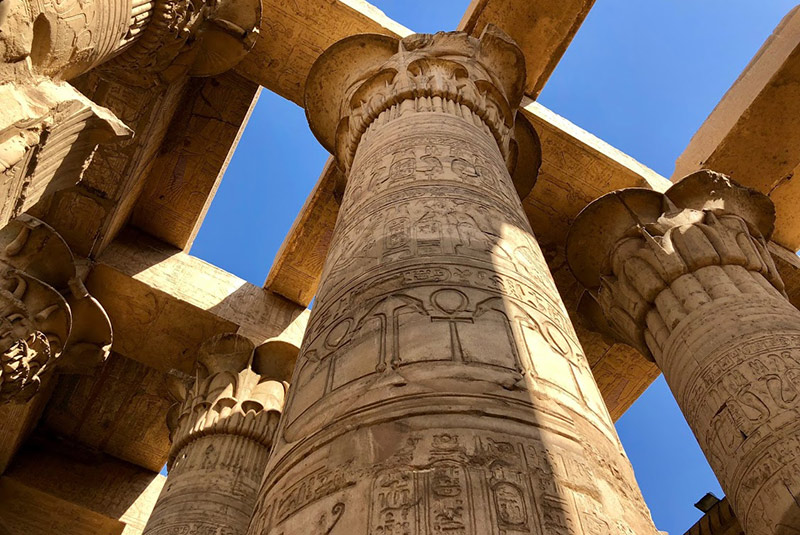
[
  {"left": 458, "top": 0, "right": 596, "bottom": 97},
  {"left": 87, "top": 229, "right": 307, "bottom": 373},
  {"left": 567, "top": 170, "right": 800, "bottom": 535},
  {"left": 248, "top": 29, "right": 657, "bottom": 534},
  {"left": 143, "top": 333, "right": 296, "bottom": 535},
  {"left": 131, "top": 71, "right": 261, "bottom": 251}
]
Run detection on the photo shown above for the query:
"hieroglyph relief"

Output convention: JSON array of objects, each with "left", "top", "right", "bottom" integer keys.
[{"left": 247, "top": 30, "right": 658, "bottom": 534}]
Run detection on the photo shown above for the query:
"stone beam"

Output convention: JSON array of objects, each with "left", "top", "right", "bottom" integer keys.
[
  {"left": 0, "top": 436, "right": 164, "bottom": 535},
  {"left": 131, "top": 72, "right": 261, "bottom": 251},
  {"left": 0, "top": 383, "right": 54, "bottom": 474},
  {"left": 673, "top": 6, "right": 800, "bottom": 250},
  {"left": 458, "top": 0, "right": 596, "bottom": 97},
  {"left": 42, "top": 352, "right": 174, "bottom": 472},
  {"left": 265, "top": 161, "right": 341, "bottom": 306},
  {"left": 237, "top": 0, "right": 597, "bottom": 104},
  {"left": 235, "top": 0, "right": 412, "bottom": 105},
  {"left": 87, "top": 230, "right": 308, "bottom": 374},
  {"left": 31, "top": 74, "right": 190, "bottom": 258},
  {"left": 683, "top": 498, "right": 742, "bottom": 535}
]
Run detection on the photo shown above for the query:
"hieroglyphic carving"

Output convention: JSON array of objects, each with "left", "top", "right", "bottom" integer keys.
[
  {"left": 248, "top": 29, "right": 657, "bottom": 534},
  {"left": 143, "top": 334, "right": 297, "bottom": 535},
  {"left": 0, "top": 215, "right": 111, "bottom": 403},
  {"left": 567, "top": 170, "right": 800, "bottom": 534}
]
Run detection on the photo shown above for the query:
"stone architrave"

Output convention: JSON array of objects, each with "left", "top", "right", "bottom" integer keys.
[
  {"left": 142, "top": 334, "right": 296, "bottom": 535},
  {"left": 0, "top": 214, "right": 112, "bottom": 404},
  {"left": 567, "top": 170, "right": 800, "bottom": 535},
  {"left": 248, "top": 29, "right": 658, "bottom": 534},
  {"left": 0, "top": 0, "right": 263, "bottom": 234}
]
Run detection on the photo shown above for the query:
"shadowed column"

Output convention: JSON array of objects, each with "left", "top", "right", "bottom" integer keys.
[
  {"left": 247, "top": 28, "right": 658, "bottom": 534},
  {"left": 143, "top": 334, "right": 296, "bottom": 535},
  {"left": 567, "top": 170, "right": 800, "bottom": 535}
]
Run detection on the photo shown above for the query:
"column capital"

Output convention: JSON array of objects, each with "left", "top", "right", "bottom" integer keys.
[
  {"left": 566, "top": 170, "right": 783, "bottom": 360},
  {"left": 166, "top": 333, "right": 298, "bottom": 467},
  {"left": 0, "top": 215, "right": 112, "bottom": 403},
  {"left": 105, "top": 0, "right": 262, "bottom": 87},
  {"left": 305, "top": 27, "right": 540, "bottom": 198}
]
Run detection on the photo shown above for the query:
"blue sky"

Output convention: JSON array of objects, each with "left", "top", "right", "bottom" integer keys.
[{"left": 191, "top": 2, "right": 798, "bottom": 532}]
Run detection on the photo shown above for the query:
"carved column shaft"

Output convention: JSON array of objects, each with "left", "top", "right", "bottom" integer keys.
[
  {"left": 248, "top": 30, "right": 657, "bottom": 534},
  {"left": 143, "top": 335, "right": 294, "bottom": 535},
  {"left": 567, "top": 172, "right": 800, "bottom": 535}
]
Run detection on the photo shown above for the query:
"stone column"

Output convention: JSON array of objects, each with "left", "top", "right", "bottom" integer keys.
[
  {"left": 566, "top": 170, "right": 800, "bottom": 535},
  {"left": 248, "top": 29, "right": 658, "bottom": 534},
  {"left": 143, "top": 334, "right": 294, "bottom": 535}
]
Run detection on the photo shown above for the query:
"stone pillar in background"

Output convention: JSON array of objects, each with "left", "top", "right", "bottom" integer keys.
[
  {"left": 143, "top": 334, "right": 295, "bottom": 535},
  {"left": 566, "top": 170, "right": 800, "bottom": 535},
  {"left": 248, "top": 29, "right": 658, "bottom": 534}
]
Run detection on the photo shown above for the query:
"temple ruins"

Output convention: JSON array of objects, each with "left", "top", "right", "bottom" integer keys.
[{"left": 0, "top": 1, "right": 798, "bottom": 534}]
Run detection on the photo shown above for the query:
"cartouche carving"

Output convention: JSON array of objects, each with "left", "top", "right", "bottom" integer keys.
[
  {"left": 144, "top": 334, "right": 297, "bottom": 535},
  {"left": 248, "top": 28, "right": 658, "bottom": 534},
  {"left": 567, "top": 170, "right": 800, "bottom": 535},
  {"left": 0, "top": 215, "right": 112, "bottom": 404}
]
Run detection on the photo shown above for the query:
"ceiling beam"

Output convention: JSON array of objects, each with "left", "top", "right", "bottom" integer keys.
[{"left": 673, "top": 6, "right": 800, "bottom": 250}]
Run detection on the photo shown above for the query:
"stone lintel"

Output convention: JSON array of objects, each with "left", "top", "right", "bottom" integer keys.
[
  {"left": 235, "top": 0, "right": 412, "bottom": 106},
  {"left": 32, "top": 75, "right": 191, "bottom": 258},
  {"left": 673, "top": 6, "right": 800, "bottom": 250},
  {"left": 683, "top": 498, "right": 742, "bottom": 535},
  {"left": 265, "top": 160, "right": 341, "bottom": 306},
  {"left": 235, "top": 0, "right": 597, "bottom": 105},
  {"left": 458, "top": 0, "right": 596, "bottom": 97},
  {"left": 0, "top": 381, "right": 54, "bottom": 474},
  {"left": 87, "top": 229, "right": 307, "bottom": 374},
  {"left": 0, "top": 435, "right": 164, "bottom": 535},
  {"left": 131, "top": 72, "right": 262, "bottom": 251}
]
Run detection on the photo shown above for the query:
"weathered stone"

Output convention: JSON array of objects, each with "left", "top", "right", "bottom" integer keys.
[
  {"left": 567, "top": 170, "right": 800, "bottom": 535},
  {"left": 459, "top": 0, "right": 596, "bottom": 97},
  {"left": 249, "top": 29, "right": 658, "bottom": 534},
  {"left": 143, "top": 333, "right": 296, "bottom": 535},
  {"left": 131, "top": 72, "right": 261, "bottom": 251}
]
